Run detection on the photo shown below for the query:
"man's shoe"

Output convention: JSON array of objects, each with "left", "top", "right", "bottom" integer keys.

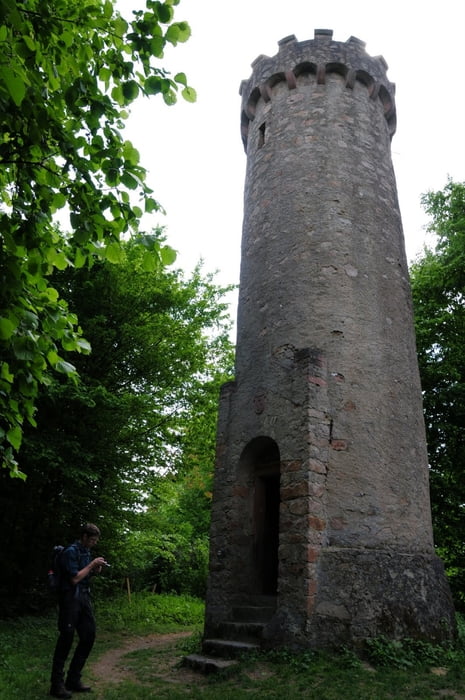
[
  {"left": 65, "top": 681, "right": 91, "bottom": 693},
  {"left": 49, "top": 684, "right": 72, "bottom": 699}
]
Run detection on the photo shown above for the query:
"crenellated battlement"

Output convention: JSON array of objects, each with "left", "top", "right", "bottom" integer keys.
[{"left": 239, "top": 29, "right": 396, "bottom": 149}]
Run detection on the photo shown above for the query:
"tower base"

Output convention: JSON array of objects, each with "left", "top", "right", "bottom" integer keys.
[{"left": 262, "top": 549, "right": 456, "bottom": 649}]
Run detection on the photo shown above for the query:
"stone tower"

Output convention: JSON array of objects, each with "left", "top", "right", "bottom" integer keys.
[{"left": 204, "top": 30, "right": 455, "bottom": 650}]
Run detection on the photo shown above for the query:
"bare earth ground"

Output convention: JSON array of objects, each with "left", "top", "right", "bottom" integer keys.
[{"left": 91, "top": 631, "right": 206, "bottom": 690}]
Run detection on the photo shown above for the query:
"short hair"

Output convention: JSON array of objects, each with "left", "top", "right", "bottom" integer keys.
[{"left": 80, "top": 523, "right": 101, "bottom": 538}]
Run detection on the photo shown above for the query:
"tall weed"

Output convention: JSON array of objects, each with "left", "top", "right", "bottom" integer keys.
[{"left": 96, "top": 591, "right": 204, "bottom": 634}]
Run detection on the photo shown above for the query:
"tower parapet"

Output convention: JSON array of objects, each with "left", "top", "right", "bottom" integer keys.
[{"left": 240, "top": 30, "right": 396, "bottom": 149}]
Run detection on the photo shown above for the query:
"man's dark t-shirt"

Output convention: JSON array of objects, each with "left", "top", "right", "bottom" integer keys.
[{"left": 60, "top": 542, "right": 91, "bottom": 592}]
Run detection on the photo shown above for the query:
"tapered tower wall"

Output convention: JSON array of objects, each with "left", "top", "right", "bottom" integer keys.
[{"left": 204, "top": 30, "right": 455, "bottom": 649}]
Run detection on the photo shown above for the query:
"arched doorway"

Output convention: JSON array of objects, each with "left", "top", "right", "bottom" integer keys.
[{"left": 240, "top": 437, "right": 280, "bottom": 595}]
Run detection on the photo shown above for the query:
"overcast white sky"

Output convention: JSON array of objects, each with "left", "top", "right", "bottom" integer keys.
[{"left": 120, "top": 0, "right": 465, "bottom": 312}]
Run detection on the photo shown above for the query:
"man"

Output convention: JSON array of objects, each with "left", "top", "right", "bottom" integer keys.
[{"left": 50, "top": 523, "right": 108, "bottom": 698}]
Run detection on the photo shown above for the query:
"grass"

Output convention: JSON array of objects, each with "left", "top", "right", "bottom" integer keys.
[
  {"left": 96, "top": 590, "right": 205, "bottom": 635},
  {"left": 1, "top": 593, "right": 465, "bottom": 699}
]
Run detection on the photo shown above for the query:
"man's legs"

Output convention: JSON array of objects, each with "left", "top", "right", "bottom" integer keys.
[
  {"left": 50, "top": 592, "right": 77, "bottom": 695},
  {"left": 51, "top": 626, "right": 75, "bottom": 681},
  {"left": 65, "top": 595, "right": 96, "bottom": 691}
]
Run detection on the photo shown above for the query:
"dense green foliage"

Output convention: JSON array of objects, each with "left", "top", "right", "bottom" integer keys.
[
  {"left": 0, "top": 0, "right": 195, "bottom": 477},
  {"left": 95, "top": 591, "right": 205, "bottom": 633},
  {"left": 0, "top": 239, "right": 234, "bottom": 614},
  {"left": 410, "top": 181, "right": 465, "bottom": 610}
]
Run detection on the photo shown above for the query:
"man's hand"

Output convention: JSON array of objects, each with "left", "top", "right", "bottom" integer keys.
[
  {"left": 91, "top": 556, "right": 108, "bottom": 574},
  {"left": 92, "top": 556, "right": 107, "bottom": 568},
  {"left": 71, "top": 556, "right": 109, "bottom": 585}
]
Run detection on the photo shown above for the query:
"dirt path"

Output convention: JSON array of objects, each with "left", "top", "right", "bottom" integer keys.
[{"left": 91, "top": 631, "right": 202, "bottom": 690}]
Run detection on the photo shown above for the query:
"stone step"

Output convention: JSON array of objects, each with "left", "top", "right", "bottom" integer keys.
[
  {"left": 218, "top": 620, "right": 266, "bottom": 641},
  {"left": 202, "top": 637, "right": 259, "bottom": 658},
  {"left": 183, "top": 653, "right": 238, "bottom": 674}
]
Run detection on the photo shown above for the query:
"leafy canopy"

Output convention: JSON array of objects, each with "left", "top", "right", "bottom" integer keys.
[
  {"left": 0, "top": 239, "right": 235, "bottom": 610},
  {"left": 410, "top": 180, "right": 465, "bottom": 610},
  {"left": 0, "top": 0, "right": 195, "bottom": 477}
]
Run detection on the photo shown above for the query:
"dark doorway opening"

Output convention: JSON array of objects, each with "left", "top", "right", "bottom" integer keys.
[
  {"left": 239, "top": 437, "right": 281, "bottom": 595},
  {"left": 255, "top": 470, "right": 280, "bottom": 594},
  {"left": 239, "top": 436, "right": 280, "bottom": 595}
]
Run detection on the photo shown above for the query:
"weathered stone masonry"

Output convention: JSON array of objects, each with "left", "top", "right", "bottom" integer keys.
[{"left": 204, "top": 30, "right": 455, "bottom": 649}]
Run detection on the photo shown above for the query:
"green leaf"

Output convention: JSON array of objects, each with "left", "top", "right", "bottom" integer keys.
[
  {"left": 160, "top": 245, "right": 177, "bottom": 266},
  {"left": 122, "top": 80, "right": 139, "bottom": 101},
  {"left": 27, "top": 255, "right": 40, "bottom": 278},
  {"left": 12, "top": 337, "right": 36, "bottom": 361},
  {"left": 166, "top": 22, "right": 191, "bottom": 44},
  {"left": 21, "top": 310, "right": 39, "bottom": 330},
  {"left": 22, "top": 35, "right": 35, "bottom": 51},
  {"left": 0, "top": 317, "right": 16, "bottom": 340},
  {"left": 104, "top": 241, "right": 124, "bottom": 263},
  {"left": 6, "top": 425, "right": 22, "bottom": 451},
  {"left": 104, "top": 0, "right": 113, "bottom": 18},
  {"left": 55, "top": 359, "right": 77, "bottom": 375},
  {"left": 145, "top": 197, "right": 160, "bottom": 213},
  {"left": 74, "top": 248, "right": 87, "bottom": 268},
  {"left": 175, "top": 22, "right": 191, "bottom": 42},
  {"left": 3, "top": 3, "right": 22, "bottom": 30},
  {"left": 18, "top": 375, "right": 36, "bottom": 397},
  {"left": 3, "top": 72, "right": 26, "bottom": 106},
  {"left": 182, "top": 86, "right": 197, "bottom": 103},
  {"left": 150, "top": 35, "right": 164, "bottom": 57},
  {"left": 111, "top": 84, "right": 125, "bottom": 106},
  {"left": 44, "top": 287, "right": 59, "bottom": 302},
  {"left": 114, "top": 16, "right": 128, "bottom": 36},
  {"left": 123, "top": 141, "right": 140, "bottom": 165},
  {"left": 174, "top": 72, "right": 187, "bottom": 87},
  {"left": 24, "top": 398, "right": 37, "bottom": 427},
  {"left": 141, "top": 250, "right": 157, "bottom": 272},
  {"left": 145, "top": 75, "right": 162, "bottom": 95},
  {"left": 163, "top": 90, "right": 177, "bottom": 106},
  {"left": 99, "top": 67, "right": 112, "bottom": 85},
  {"left": 47, "top": 249, "right": 70, "bottom": 270},
  {"left": 121, "top": 171, "right": 139, "bottom": 189},
  {"left": 47, "top": 349, "right": 59, "bottom": 366},
  {"left": 52, "top": 192, "right": 67, "bottom": 210},
  {"left": 61, "top": 334, "right": 78, "bottom": 351},
  {"left": 105, "top": 168, "right": 119, "bottom": 186},
  {"left": 61, "top": 31, "right": 74, "bottom": 48},
  {"left": 76, "top": 338, "right": 92, "bottom": 354},
  {"left": 157, "top": 4, "right": 174, "bottom": 22},
  {"left": 1, "top": 362, "right": 14, "bottom": 383}
]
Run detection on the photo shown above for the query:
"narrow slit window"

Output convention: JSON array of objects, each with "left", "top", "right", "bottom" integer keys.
[{"left": 258, "top": 122, "right": 266, "bottom": 148}]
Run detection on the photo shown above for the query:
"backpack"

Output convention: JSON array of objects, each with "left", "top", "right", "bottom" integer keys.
[{"left": 47, "top": 545, "right": 65, "bottom": 593}]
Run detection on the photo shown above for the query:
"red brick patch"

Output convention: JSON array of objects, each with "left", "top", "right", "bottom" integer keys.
[
  {"left": 307, "top": 546, "right": 320, "bottom": 563},
  {"left": 309, "top": 516, "right": 326, "bottom": 531},
  {"left": 330, "top": 439, "right": 347, "bottom": 450},
  {"left": 308, "top": 376, "right": 327, "bottom": 387}
]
